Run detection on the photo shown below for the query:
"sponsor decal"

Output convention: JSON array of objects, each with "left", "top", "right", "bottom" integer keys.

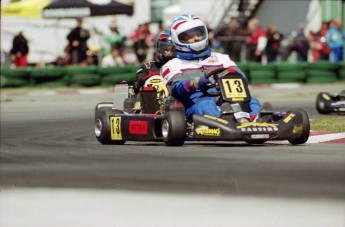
[
  {"left": 129, "top": 121, "right": 148, "bottom": 135},
  {"left": 237, "top": 122, "right": 278, "bottom": 132},
  {"left": 207, "top": 56, "right": 218, "bottom": 63},
  {"left": 293, "top": 124, "right": 303, "bottom": 135},
  {"left": 251, "top": 134, "right": 269, "bottom": 139},
  {"left": 149, "top": 78, "right": 162, "bottom": 83},
  {"left": 195, "top": 126, "right": 221, "bottom": 136},
  {"left": 232, "top": 97, "right": 244, "bottom": 101},
  {"left": 110, "top": 117, "right": 122, "bottom": 140},
  {"left": 283, "top": 113, "right": 295, "bottom": 123},
  {"left": 204, "top": 115, "right": 229, "bottom": 124}
]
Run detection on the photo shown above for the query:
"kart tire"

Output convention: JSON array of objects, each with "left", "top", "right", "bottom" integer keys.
[
  {"left": 288, "top": 109, "right": 310, "bottom": 145},
  {"left": 162, "top": 110, "right": 186, "bottom": 146},
  {"left": 95, "top": 102, "right": 114, "bottom": 119},
  {"left": 315, "top": 93, "right": 331, "bottom": 114},
  {"left": 95, "top": 107, "right": 126, "bottom": 145}
]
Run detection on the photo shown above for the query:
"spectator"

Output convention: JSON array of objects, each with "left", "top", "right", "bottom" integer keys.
[
  {"left": 319, "top": 21, "right": 330, "bottom": 60},
  {"left": 308, "top": 31, "right": 322, "bottom": 62},
  {"left": 129, "top": 22, "right": 155, "bottom": 64},
  {"left": 102, "top": 20, "right": 126, "bottom": 57},
  {"left": 10, "top": 29, "right": 29, "bottom": 67},
  {"left": 246, "top": 18, "right": 267, "bottom": 63},
  {"left": 216, "top": 17, "right": 244, "bottom": 62},
  {"left": 295, "top": 24, "right": 310, "bottom": 61},
  {"left": 101, "top": 46, "right": 126, "bottom": 67},
  {"left": 265, "top": 23, "right": 283, "bottom": 62},
  {"left": 281, "top": 24, "right": 309, "bottom": 62},
  {"left": 66, "top": 18, "right": 90, "bottom": 65},
  {"left": 326, "top": 19, "right": 345, "bottom": 63}
]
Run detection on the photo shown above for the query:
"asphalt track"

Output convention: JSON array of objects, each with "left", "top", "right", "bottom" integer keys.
[{"left": 1, "top": 83, "right": 345, "bottom": 227}]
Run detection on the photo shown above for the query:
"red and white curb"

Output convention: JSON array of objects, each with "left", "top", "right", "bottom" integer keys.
[{"left": 308, "top": 131, "right": 345, "bottom": 144}]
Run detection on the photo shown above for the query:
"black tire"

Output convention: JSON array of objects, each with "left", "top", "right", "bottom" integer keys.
[
  {"left": 95, "top": 107, "right": 126, "bottom": 145},
  {"left": 288, "top": 109, "right": 310, "bottom": 145},
  {"left": 95, "top": 102, "right": 114, "bottom": 119},
  {"left": 161, "top": 110, "right": 186, "bottom": 146},
  {"left": 315, "top": 93, "right": 330, "bottom": 114}
]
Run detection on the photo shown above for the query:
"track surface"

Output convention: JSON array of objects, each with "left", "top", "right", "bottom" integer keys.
[{"left": 1, "top": 84, "right": 345, "bottom": 227}]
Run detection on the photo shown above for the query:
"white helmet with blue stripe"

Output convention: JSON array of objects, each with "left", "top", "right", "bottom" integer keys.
[{"left": 170, "top": 14, "right": 209, "bottom": 58}]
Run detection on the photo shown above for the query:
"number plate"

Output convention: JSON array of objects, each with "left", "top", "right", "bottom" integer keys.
[
  {"left": 110, "top": 116, "right": 122, "bottom": 140},
  {"left": 221, "top": 78, "right": 247, "bottom": 99}
]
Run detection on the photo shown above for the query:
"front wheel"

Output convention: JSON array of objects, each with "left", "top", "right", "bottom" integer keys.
[
  {"left": 95, "top": 107, "right": 126, "bottom": 145},
  {"left": 315, "top": 92, "right": 330, "bottom": 114},
  {"left": 288, "top": 110, "right": 310, "bottom": 145},
  {"left": 162, "top": 110, "right": 186, "bottom": 146}
]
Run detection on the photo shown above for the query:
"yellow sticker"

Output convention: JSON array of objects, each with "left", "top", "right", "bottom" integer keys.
[
  {"left": 283, "top": 113, "right": 295, "bottom": 123},
  {"left": 204, "top": 115, "right": 229, "bottom": 124},
  {"left": 110, "top": 117, "right": 122, "bottom": 140},
  {"left": 293, "top": 124, "right": 303, "bottom": 134},
  {"left": 236, "top": 122, "right": 279, "bottom": 129},
  {"left": 195, "top": 127, "right": 221, "bottom": 136},
  {"left": 322, "top": 93, "right": 330, "bottom": 101},
  {"left": 221, "top": 79, "right": 247, "bottom": 99}
]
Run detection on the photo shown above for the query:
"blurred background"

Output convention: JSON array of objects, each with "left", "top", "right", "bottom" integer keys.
[{"left": 1, "top": 0, "right": 344, "bottom": 67}]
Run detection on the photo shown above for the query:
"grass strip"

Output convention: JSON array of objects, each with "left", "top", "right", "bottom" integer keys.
[{"left": 310, "top": 116, "right": 345, "bottom": 133}]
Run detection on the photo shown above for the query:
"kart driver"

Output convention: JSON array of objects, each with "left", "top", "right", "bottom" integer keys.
[
  {"left": 133, "top": 30, "right": 175, "bottom": 94},
  {"left": 161, "top": 14, "right": 261, "bottom": 122}
]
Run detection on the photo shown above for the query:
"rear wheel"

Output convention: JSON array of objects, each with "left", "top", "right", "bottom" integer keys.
[
  {"left": 95, "top": 107, "right": 126, "bottom": 145},
  {"left": 288, "top": 110, "right": 310, "bottom": 145},
  {"left": 162, "top": 110, "right": 186, "bottom": 146}
]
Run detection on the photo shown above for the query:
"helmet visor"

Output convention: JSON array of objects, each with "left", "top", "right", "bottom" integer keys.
[
  {"left": 178, "top": 26, "right": 207, "bottom": 43},
  {"left": 158, "top": 40, "right": 175, "bottom": 57}
]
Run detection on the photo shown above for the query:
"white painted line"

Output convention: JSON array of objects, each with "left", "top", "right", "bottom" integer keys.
[
  {"left": 1, "top": 188, "right": 344, "bottom": 227},
  {"left": 306, "top": 132, "right": 345, "bottom": 143},
  {"left": 28, "top": 91, "right": 57, "bottom": 96},
  {"left": 271, "top": 83, "right": 302, "bottom": 89},
  {"left": 79, "top": 89, "right": 111, "bottom": 95}
]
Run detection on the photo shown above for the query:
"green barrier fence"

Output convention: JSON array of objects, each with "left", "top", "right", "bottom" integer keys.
[{"left": 1, "top": 62, "right": 344, "bottom": 88}]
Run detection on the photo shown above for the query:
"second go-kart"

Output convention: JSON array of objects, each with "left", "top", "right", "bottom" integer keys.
[
  {"left": 95, "top": 69, "right": 310, "bottom": 146},
  {"left": 315, "top": 90, "right": 345, "bottom": 114}
]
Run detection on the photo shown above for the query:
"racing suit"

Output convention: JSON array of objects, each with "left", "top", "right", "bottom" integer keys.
[
  {"left": 133, "top": 58, "right": 164, "bottom": 94},
  {"left": 161, "top": 52, "right": 261, "bottom": 121}
]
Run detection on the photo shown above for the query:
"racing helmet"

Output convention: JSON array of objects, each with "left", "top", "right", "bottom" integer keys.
[
  {"left": 156, "top": 30, "right": 175, "bottom": 63},
  {"left": 170, "top": 14, "right": 209, "bottom": 54}
]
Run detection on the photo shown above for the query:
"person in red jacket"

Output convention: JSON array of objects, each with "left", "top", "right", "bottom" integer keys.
[{"left": 246, "top": 18, "right": 267, "bottom": 63}]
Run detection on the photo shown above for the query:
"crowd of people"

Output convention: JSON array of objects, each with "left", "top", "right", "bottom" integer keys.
[
  {"left": 215, "top": 17, "right": 344, "bottom": 64},
  {"left": 7, "top": 16, "right": 345, "bottom": 69}
]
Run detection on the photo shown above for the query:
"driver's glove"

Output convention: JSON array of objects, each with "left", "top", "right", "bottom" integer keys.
[{"left": 189, "top": 76, "right": 210, "bottom": 92}]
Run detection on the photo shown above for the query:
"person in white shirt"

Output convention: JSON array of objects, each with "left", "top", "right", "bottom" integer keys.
[{"left": 101, "top": 46, "right": 126, "bottom": 67}]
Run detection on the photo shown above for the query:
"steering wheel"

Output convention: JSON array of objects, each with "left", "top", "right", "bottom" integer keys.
[{"left": 202, "top": 68, "right": 226, "bottom": 96}]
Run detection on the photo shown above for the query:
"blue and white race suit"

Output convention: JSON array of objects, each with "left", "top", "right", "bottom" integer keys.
[{"left": 161, "top": 52, "right": 261, "bottom": 121}]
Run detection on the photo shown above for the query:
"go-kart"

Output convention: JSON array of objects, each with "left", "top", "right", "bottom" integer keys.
[
  {"left": 95, "top": 69, "right": 310, "bottom": 146},
  {"left": 315, "top": 90, "right": 345, "bottom": 114}
]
